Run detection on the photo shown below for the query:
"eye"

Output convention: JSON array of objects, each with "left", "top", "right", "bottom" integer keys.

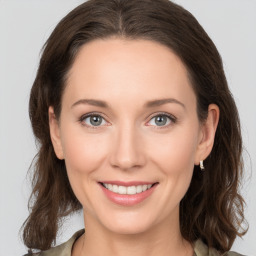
[
  {"left": 147, "top": 113, "right": 176, "bottom": 128},
  {"left": 79, "top": 113, "right": 108, "bottom": 128},
  {"left": 79, "top": 112, "right": 176, "bottom": 129}
]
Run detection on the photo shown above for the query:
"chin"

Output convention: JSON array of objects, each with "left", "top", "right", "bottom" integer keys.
[
  {"left": 106, "top": 221, "right": 152, "bottom": 235},
  {"left": 98, "top": 211, "right": 158, "bottom": 235}
]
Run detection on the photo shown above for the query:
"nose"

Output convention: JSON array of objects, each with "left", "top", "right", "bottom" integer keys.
[{"left": 109, "top": 124, "right": 146, "bottom": 171}]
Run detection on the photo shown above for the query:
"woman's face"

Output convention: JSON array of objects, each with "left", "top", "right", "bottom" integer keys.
[{"left": 49, "top": 38, "right": 216, "bottom": 235}]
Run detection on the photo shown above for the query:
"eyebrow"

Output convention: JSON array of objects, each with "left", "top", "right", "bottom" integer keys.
[
  {"left": 144, "top": 98, "right": 185, "bottom": 109},
  {"left": 71, "top": 98, "right": 185, "bottom": 109}
]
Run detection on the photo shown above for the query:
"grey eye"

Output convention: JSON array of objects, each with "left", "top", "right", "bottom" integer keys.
[
  {"left": 83, "top": 115, "right": 107, "bottom": 127},
  {"left": 148, "top": 115, "right": 171, "bottom": 127}
]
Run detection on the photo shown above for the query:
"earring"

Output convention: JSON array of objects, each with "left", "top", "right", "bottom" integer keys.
[{"left": 200, "top": 160, "right": 205, "bottom": 171}]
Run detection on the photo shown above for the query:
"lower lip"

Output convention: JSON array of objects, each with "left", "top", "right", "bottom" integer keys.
[{"left": 99, "top": 184, "right": 158, "bottom": 206}]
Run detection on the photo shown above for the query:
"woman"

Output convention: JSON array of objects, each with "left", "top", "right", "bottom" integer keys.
[{"left": 21, "top": 0, "right": 248, "bottom": 255}]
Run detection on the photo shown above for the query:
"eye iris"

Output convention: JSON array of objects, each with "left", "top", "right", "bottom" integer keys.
[
  {"left": 90, "top": 116, "right": 102, "bottom": 126},
  {"left": 86, "top": 115, "right": 170, "bottom": 127},
  {"left": 155, "top": 115, "right": 167, "bottom": 126}
]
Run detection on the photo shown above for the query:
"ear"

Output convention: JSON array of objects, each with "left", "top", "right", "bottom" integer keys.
[
  {"left": 194, "top": 104, "right": 219, "bottom": 165},
  {"left": 49, "top": 106, "right": 64, "bottom": 160}
]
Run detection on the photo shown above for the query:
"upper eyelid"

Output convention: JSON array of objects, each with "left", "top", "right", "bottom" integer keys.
[
  {"left": 81, "top": 111, "right": 108, "bottom": 120},
  {"left": 147, "top": 111, "right": 176, "bottom": 120}
]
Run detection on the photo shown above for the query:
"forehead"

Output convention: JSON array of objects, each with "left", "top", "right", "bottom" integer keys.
[{"left": 64, "top": 38, "right": 196, "bottom": 111}]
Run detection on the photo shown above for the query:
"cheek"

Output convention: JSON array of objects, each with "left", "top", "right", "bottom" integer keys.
[
  {"left": 147, "top": 127, "right": 199, "bottom": 213},
  {"left": 62, "top": 133, "right": 107, "bottom": 174},
  {"left": 149, "top": 128, "right": 199, "bottom": 173},
  {"left": 60, "top": 125, "right": 110, "bottom": 207}
]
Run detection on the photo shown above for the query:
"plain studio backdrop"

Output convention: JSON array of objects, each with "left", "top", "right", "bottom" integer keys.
[{"left": 0, "top": 1, "right": 255, "bottom": 255}]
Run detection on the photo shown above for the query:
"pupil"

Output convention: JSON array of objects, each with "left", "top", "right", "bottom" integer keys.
[
  {"left": 90, "top": 116, "right": 102, "bottom": 126},
  {"left": 156, "top": 116, "right": 167, "bottom": 126},
  {"left": 89, "top": 115, "right": 167, "bottom": 127}
]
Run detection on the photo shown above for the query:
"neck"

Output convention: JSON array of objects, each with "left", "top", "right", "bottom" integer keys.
[{"left": 73, "top": 210, "right": 193, "bottom": 256}]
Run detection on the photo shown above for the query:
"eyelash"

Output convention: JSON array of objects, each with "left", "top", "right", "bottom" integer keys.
[{"left": 78, "top": 111, "right": 177, "bottom": 130}]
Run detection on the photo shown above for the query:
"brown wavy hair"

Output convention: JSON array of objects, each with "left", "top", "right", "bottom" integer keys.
[{"left": 21, "top": 0, "right": 247, "bottom": 254}]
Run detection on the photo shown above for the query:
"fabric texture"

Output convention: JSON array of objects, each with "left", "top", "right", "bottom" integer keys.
[{"left": 23, "top": 229, "right": 245, "bottom": 256}]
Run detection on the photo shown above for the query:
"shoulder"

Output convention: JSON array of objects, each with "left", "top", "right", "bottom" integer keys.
[
  {"left": 194, "top": 239, "right": 246, "bottom": 256},
  {"left": 223, "top": 253, "right": 246, "bottom": 256},
  {"left": 23, "top": 229, "right": 85, "bottom": 256}
]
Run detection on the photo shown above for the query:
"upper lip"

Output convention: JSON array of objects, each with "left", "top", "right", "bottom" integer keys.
[{"left": 99, "top": 181, "right": 158, "bottom": 186}]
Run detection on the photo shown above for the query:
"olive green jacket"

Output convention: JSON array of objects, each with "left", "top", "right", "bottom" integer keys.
[{"left": 25, "top": 229, "right": 244, "bottom": 256}]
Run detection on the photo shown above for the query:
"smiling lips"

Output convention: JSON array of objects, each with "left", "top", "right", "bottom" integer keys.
[
  {"left": 103, "top": 183, "right": 153, "bottom": 194},
  {"left": 99, "top": 181, "right": 158, "bottom": 206}
]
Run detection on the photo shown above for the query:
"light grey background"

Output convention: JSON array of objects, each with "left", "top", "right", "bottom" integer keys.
[{"left": 0, "top": 1, "right": 255, "bottom": 255}]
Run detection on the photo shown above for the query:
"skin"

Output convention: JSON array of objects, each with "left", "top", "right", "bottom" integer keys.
[{"left": 49, "top": 38, "right": 219, "bottom": 256}]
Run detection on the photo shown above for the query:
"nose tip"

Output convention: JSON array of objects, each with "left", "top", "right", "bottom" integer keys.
[
  {"left": 109, "top": 128, "right": 146, "bottom": 171},
  {"left": 110, "top": 144, "right": 145, "bottom": 171},
  {"left": 111, "top": 158, "right": 141, "bottom": 171}
]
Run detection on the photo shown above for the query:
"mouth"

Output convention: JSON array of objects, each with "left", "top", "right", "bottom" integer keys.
[
  {"left": 98, "top": 181, "right": 159, "bottom": 206},
  {"left": 99, "top": 182, "right": 158, "bottom": 195},
  {"left": 99, "top": 181, "right": 159, "bottom": 207}
]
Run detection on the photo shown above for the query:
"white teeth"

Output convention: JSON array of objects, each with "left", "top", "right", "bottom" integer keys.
[
  {"left": 127, "top": 186, "right": 136, "bottom": 195},
  {"left": 136, "top": 185, "right": 143, "bottom": 193},
  {"left": 113, "top": 185, "right": 118, "bottom": 193},
  {"left": 103, "top": 183, "right": 153, "bottom": 195},
  {"left": 118, "top": 186, "right": 127, "bottom": 194}
]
